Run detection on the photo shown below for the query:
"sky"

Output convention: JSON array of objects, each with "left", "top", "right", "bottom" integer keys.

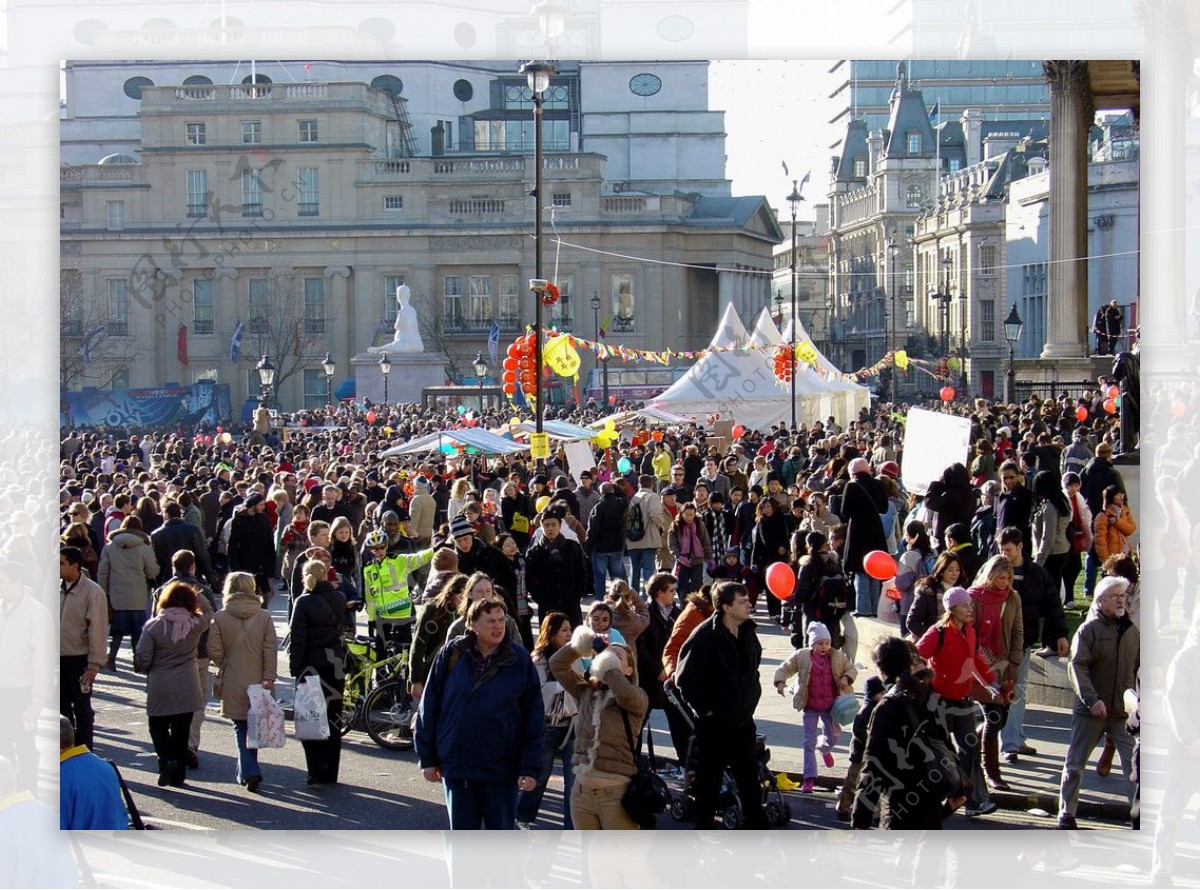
[{"left": 708, "top": 59, "right": 843, "bottom": 222}]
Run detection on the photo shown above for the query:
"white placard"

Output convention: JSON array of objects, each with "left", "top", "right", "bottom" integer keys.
[
  {"left": 899, "top": 408, "right": 972, "bottom": 496},
  {"left": 564, "top": 440, "right": 596, "bottom": 484}
]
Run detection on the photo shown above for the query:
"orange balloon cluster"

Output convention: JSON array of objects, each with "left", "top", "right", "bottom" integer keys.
[
  {"left": 773, "top": 345, "right": 795, "bottom": 383},
  {"left": 503, "top": 334, "right": 538, "bottom": 400}
]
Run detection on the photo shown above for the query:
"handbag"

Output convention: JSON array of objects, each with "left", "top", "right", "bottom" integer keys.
[
  {"left": 247, "top": 683, "right": 287, "bottom": 749},
  {"left": 619, "top": 707, "right": 669, "bottom": 829},
  {"left": 293, "top": 673, "right": 331, "bottom": 741}
]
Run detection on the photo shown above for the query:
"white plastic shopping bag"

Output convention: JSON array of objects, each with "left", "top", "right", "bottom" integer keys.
[
  {"left": 293, "top": 674, "right": 331, "bottom": 741},
  {"left": 246, "top": 684, "right": 286, "bottom": 749}
]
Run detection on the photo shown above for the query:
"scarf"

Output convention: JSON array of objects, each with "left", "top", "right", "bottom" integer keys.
[
  {"left": 159, "top": 606, "right": 202, "bottom": 644},
  {"left": 970, "top": 585, "right": 1009, "bottom": 664},
  {"left": 678, "top": 520, "right": 701, "bottom": 566}
]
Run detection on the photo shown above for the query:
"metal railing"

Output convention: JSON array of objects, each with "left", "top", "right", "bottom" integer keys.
[{"left": 443, "top": 315, "right": 522, "bottom": 334}]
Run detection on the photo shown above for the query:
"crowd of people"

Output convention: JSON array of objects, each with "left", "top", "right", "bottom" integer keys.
[{"left": 47, "top": 381, "right": 1149, "bottom": 831}]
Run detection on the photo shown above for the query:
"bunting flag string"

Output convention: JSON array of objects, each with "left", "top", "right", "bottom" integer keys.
[{"left": 529, "top": 327, "right": 959, "bottom": 386}]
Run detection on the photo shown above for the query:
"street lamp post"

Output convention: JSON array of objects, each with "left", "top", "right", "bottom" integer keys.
[
  {"left": 473, "top": 350, "right": 488, "bottom": 413},
  {"left": 887, "top": 237, "right": 898, "bottom": 402},
  {"left": 787, "top": 179, "right": 803, "bottom": 431},
  {"left": 256, "top": 354, "right": 276, "bottom": 409},
  {"left": 322, "top": 351, "right": 335, "bottom": 408},
  {"left": 1004, "top": 304, "right": 1024, "bottom": 405},
  {"left": 959, "top": 289, "right": 968, "bottom": 396},
  {"left": 378, "top": 353, "right": 391, "bottom": 405},
  {"left": 521, "top": 60, "right": 556, "bottom": 456},
  {"left": 590, "top": 291, "right": 609, "bottom": 406}
]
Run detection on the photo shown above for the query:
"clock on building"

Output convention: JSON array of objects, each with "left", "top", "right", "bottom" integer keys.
[{"left": 629, "top": 73, "right": 662, "bottom": 97}]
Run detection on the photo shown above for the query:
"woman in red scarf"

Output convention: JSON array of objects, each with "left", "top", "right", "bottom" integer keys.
[
  {"left": 968, "top": 555, "right": 1024, "bottom": 793},
  {"left": 667, "top": 502, "right": 712, "bottom": 598}
]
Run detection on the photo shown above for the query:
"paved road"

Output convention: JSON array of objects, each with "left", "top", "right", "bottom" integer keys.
[{"left": 70, "top": 582, "right": 1134, "bottom": 832}]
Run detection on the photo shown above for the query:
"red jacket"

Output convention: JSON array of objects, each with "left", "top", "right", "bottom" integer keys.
[
  {"left": 662, "top": 601, "right": 712, "bottom": 679},
  {"left": 916, "top": 620, "right": 994, "bottom": 701}
]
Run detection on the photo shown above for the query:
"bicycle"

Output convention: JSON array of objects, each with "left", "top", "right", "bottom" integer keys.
[{"left": 336, "top": 633, "right": 415, "bottom": 751}]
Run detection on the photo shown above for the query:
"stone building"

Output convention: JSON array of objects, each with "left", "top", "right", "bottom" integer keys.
[{"left": 60, "top": 60, "right": 780, "bottom": 409}]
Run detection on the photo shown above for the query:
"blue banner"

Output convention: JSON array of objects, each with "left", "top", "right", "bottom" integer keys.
[{"left": 63, "top": 383, "right": 232, "bottom": 429}]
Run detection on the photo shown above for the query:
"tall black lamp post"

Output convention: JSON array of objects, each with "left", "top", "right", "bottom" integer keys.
[
  {"left": 322, "top": 351, "right": 335, "bottom": 407},
  {"left": 521, "top": 60, "right": 555, "bottom": 454},
  {"left": 256, "top": 354, "right": 275, "bottom": 409},
  {"left": 786, "top": 179, "right": 803, "bottom": 430},
  {"left": 473, "top": 350, "right": 488, "bottom": 412},
  {"left": 378, "top": 352, "right": 391, "bottom": 405},
  {"left": 1004, "top": 304, "right": 1024, "bottom": 405},
  {"left": 590, "top": 290, "right": 609, "bottom": 406},
  {"left": 887, "top": 236, "right": 898, "bottom": 402}
]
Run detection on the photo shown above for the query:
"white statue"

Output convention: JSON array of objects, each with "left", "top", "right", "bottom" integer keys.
[{"left": 370, "top": 284, "right": 424, "bottom": 354}]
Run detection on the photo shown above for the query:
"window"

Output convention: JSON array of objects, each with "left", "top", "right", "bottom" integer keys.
[
  {"left": 550, "top": 274, "right": 573, "bottom": 324},
  {"left": 193, "top": 278, "right": 214, "bottom": 334},
  {"left": 906, "top": 131, "right": 921, "bottom": 154},
  {"left": 242, "top": 168, "right": 263, "bottom": 216},
  {"left": 905, "top": 185, "right": 922, "bottom": 209},
  {"left": 552, "top": 192, "right": 572, "bottom": 208},
  {"left": 186, "top": 122, "right": 206, "bottom": 145},
  {"left": 611, "top": 274, "right": 635, "bottom": 329},
  {"left": 297, "top": 167, "right": 318, "bottom": 216},
  {"left": 980, "top": 300, "right": 995, "bottom": 342},
  {"left": 107, "top": 279, "right": 129, "bottom": 336},
  {"left": 499, "top": 274, "right": 519, "bottom": 324},
  {"left": 248, "top": 277, "right": 268, "bottom": 333},
  {"left": 384, "top": 195, "right": 403, "bottom": 212},
  {"left": 302, "top": 369, "right": 327, "bottom": 410},
  {"left": 186, "top": 170, "right": 208, "bottom": 218},
  {"left": 948, "top": 158, "right": 961, "bottom": 172},
  {"left": 853, "top": 157, "right": 866, "bottom": 178},
  {"left": 468, "top": 275, "right": 493, "bottom": 322},
  {"left": 980, "top": 244, "right": 996, "bottom": 274},
  {"left": 304, "top": 277, "right": 325, "bottom": 334},
  {"left": 443, "top": 275, "right": 463, "bottom": 320},
  {"left": 502, "top": 82, "right": 569, "bottom": 111},
  {"left": 383, "top": 274, "right": 405, "bottom": 321},
  {"left": 105, "top": 201, "right": 124, "bottom": 231},
  {"left": 241, "top": 120, "right": 261, "bottom": 144},
  {"left": 473, "top": 119, "right": 570, "bottom": 152},
  {"left": 298, "top": 119, "right": 318, "bottom": 143}
]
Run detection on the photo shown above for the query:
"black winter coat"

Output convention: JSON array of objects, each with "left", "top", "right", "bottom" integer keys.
[
  {"left": 675, "top": 613, "right": 763, "bottom": 727},
  {"left": 923, "top": 464, "right": 977, "bottom": 543},
  {"left": 288, "top": 581, "right": 347, "bottom": 677},
  {"left": 151, "top": 518, "right": 213, "bottom": 586},
  {"left": 227, "top": 509, "right": 276, "bottom": 578},
  {"left": 586, "top": 492, "right": 629, "bottom": 554},
  {"left": 524, "top": 535, "right": 588, "bottom": 610},
  {"left": 839, "top": 473, "right": 888, "bottom": 576},
  {"left": 994, "top": 485, "right": 1033, "bottom": 547},
  {"left": 1011, "top": 557, "right": 1068, "bottom": 651},
  {"left": 637, "top": 599, "right": 680, "bottom": 710}
]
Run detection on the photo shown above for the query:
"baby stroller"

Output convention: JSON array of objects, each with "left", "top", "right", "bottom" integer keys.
[{"left": 663, "top": 682, "right": 792, "bottom": 828}]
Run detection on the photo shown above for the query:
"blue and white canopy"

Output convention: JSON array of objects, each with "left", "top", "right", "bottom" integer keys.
[{"left": 380, "top": 427, "right": 527, "bottom": 457}]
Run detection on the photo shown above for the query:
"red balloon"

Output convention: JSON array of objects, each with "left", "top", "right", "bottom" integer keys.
[
  {"left": 765, "top": 561, "right": 796, "bottom": 601},
  {"left": 1103, "top": 398, "right": 1117, "bottom": 415},
  {"left": 863, "top": 550, "right": 898, "bottom": 581},
  {"left": 1075, "top": 405, "right": 1088, "bottom": 423},
  {"left": 1106, "top": 385, "right": 1120, "bottom": 400},
  {"left": 1173, "top": 398, "right": 1187, "bottom": 418},
  {"left": 608, "top": 395, "right": 617, "bottom": 405},
  {"left": 366, "top": 410, "right": 377, "bottom": 424},
  {"left": 732, "top": 424, "right": 745, "bottom": 439},
  {"left": 216, "top": 426, "right": 223, "bottom": 434},
  {"left": 939, "top": 386, "right": 955, "bottom": 402},
  {"left": 652, "top": 430, "right": 663, "bottom": 442}
]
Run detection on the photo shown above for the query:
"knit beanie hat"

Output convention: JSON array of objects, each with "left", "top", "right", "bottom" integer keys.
[
  {"left": 807, "top": 621, "right": 832, "bottom": 646},
  {"left": 848, "top": 457, "right": 871, "bottom": 476},
  {"left": 449, "top": 515, "right": 474, "bottom": 539},
  {"left": 943, "top": 586, "right": 971, "bottom": 610}
]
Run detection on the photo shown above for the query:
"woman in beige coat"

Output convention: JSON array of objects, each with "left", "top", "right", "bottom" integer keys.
[{"left": 207, "top": 571, "right": 277, "bottom": 792}]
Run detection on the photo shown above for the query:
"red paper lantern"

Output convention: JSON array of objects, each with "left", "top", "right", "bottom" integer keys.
[
  {"left": 765, "top": 561, "right": 796, "bottom": 601},
  {"left": 1173, "top": 398, "right": 1187, "bottom": 418},
  {"left": 863, "top": 550, "right": 898, "bottom": 581},
  {"left": 503, "top": 357, "right": 518, "bottom": 371},
  {"left": 939, "top": 386, "right": 955, "bottom": 402},
  {"left": 1075, "top": 405, "right": 1088, "bottom": 423},
  {"left": 1106, "top": 385, "right": 1120, "bottom": 400}
]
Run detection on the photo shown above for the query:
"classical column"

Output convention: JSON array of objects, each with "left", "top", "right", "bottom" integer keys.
[
  {"left": 323, "top": 264, "right": 352, "bottom": 368},
  {"left": 1040, "top": 61, "right": 1092, "bottom": 359}
]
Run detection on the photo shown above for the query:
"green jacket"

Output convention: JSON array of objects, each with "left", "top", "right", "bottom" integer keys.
[{"left": 362, "top": 548, "right": 434, "bottom": 623}]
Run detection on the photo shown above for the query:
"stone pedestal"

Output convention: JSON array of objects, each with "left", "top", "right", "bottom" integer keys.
[{"left": 352, "top": 351, "right": 446, "bottom": 405}]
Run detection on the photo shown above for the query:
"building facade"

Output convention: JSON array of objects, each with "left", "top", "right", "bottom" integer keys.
[
  {"left": 60, "top": 60, "right": 780, "bottom": 410},
  {"left": 771, "top": 204, "right": 831, "bottom": 351}
]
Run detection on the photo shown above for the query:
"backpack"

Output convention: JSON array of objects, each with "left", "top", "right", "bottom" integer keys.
[
  {"left": 625, "top": 495, "right": 647, "bottom": 542},
  {"left": 812, "top": 570, "right": 850, "bottom": 624}
]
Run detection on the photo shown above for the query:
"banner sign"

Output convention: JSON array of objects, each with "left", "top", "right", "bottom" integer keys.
[{"left": 63, "top": 383, "right": 232, "bottom": 429}]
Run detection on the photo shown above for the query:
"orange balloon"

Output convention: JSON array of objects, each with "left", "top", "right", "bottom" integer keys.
[
  {"left": 1103, "top": 398, "right": 1117, "bottom": 415},
  {"left": 1075, "top": 406, "right": 1088, "bottom": 423}
]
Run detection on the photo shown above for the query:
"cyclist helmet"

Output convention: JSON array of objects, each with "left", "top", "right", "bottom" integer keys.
[{"left": 364, "top": 529, "right": 388, "bottom": 549}]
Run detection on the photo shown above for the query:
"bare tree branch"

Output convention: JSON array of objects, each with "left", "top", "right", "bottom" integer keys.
[
  {"left": 241, "top": 269, "right": 330, "bottom": 398},
  {"left": 60, "top": 270, "right": 138, "bottom": 391}
]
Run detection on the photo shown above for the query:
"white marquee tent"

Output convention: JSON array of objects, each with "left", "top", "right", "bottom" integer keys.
[{"left": 648, "top": 304, "right": 869, "bottom": 430}]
